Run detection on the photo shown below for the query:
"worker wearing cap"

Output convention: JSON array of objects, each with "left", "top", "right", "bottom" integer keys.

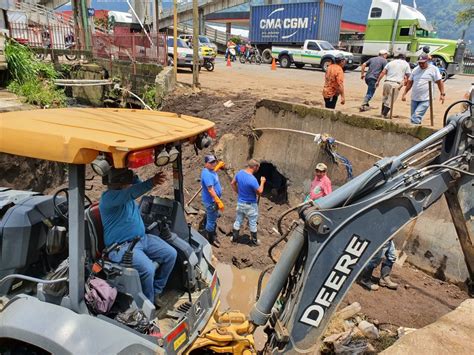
[
  {"left": 231, "top": 159, "right": 266, "bottom": 246},
  {"left": 402, "top": 54, "right": 446, "bottom": 124},
  {"left": 307, "top": 163, "right": 332, "bottom": 201},
  {"left": 376, "top": 53, "right": 411, "bottom": 118},
  {"left": 322, "top": 54, "right": 346, "bottom": 109},
  {"left": 99, "top": 170, "right": 177, "bottom": 308},
  {"left": 360, "top": 49, "right": 388, "bottom": 111},
  {"left": 201, "top": 154, "right": 224, "bottom": 248}
]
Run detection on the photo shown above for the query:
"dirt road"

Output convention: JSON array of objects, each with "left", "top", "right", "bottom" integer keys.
[{"left": 178, "top": 58, "right": 473, "bottom": 129}]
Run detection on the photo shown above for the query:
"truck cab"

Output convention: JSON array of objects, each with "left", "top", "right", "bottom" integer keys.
[
  {"left": 273, "top": 39, "right": 354, "bottom": 71},
  {"left": 342, "top": 0, "right": 465, "bottom": 76}
]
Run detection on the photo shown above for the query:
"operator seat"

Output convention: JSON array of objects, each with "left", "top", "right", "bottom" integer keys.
[
  {"left": 85, "top": 202, "right": 105, "bottom": 260},
  {"left": 85, "top": 202, "right": 157, "bottom": 320}
]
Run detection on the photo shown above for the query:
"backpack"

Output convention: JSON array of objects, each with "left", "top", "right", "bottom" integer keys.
[{"left": 85, "top": 276, "right": 117, "bottom": 314}]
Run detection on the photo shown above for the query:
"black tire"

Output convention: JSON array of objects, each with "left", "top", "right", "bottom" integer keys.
[
  {"left": 433, "top": 56, "right": 447, "bottom": 69},
  {"left": 205, "top": 61, "right": 214, "bottom": 71},
  {"left": 295, "top": 62, "right": 305, "bottom": 69},
  {"left": 65, "top": 54, "right": 77, "bottom": 61},
  {"left": 441, "top": 70, "right": 448, "bottom": 82},
  {"left": 239, "top": 55, "right": 246, "bottom": 64},
  {"left": 255, "top": 56, "right": 262, "bottom": 65},
  {"left": 168, "top": 56, "right": 174, "bottom": 66},
  {"left": 321, "top": 59, "right": 332, "bottom": 72},
  {"left": 250, "top": 55, "right": 256, "bottom": 64},
  {"left": 279, "top": 55, "right": 291, "bottom": 68},
  {"left": 261, "top": 48, "right": 273, "bottom": 64}
]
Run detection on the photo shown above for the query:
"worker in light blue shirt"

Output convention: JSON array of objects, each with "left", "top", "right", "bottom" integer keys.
[
  {"left": 99, "top": 169, "right": 177, "bottom": 308},
  {"left": 231, "top": 159, "right": 266, "bottom": 246}
]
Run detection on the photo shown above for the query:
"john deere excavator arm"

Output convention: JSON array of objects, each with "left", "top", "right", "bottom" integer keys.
[
  {"left": 247, "top": 107, "right": 473, "bottom": 353},
  {"left": 190, "top": 105, "right": 472, "bottom": 355}
]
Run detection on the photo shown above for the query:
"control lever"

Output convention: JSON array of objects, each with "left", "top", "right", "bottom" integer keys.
[{"left": 120, "top": 237, "right": 141, "bottom": 268}]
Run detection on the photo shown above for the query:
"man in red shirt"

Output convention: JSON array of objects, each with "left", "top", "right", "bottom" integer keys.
[{"left": 307, "top": 163, "right": 332, "bottom": 201}]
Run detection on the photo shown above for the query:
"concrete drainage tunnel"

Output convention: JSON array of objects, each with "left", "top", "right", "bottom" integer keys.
[{"left": 217, "top": 99, "right": 470, "bottom": 290}]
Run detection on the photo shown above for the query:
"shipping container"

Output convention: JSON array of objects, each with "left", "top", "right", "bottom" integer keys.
[{"left": 250, "top": 1, "right": 343, "bottom": 46}]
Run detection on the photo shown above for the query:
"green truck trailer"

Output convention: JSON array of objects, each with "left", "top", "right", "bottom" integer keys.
[{"left": 341, "top": 0, "right": 466, "bottom": 76}]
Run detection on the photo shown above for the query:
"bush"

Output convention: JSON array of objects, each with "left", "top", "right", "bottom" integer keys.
[
  {"left": 8, "top": 79, "right": 66, "bottom": 108},
  {"left": 5, "top": 39, "right": 65, "bottom": 108}
]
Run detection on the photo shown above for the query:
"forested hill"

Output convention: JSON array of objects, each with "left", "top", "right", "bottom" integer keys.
[{"left": 343, "top": 0, "right": 473, "bottom": 46}]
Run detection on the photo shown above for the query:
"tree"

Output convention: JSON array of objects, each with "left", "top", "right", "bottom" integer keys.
[{"left": 456, "top": 0, "right": 474, "bottom": 24}]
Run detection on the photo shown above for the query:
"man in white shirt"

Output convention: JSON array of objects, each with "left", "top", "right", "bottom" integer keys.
[
  {"left": 401, "top": 54, "right": 446, "bottom": 124},
  {"left": 376, "top": 53, "right": 411, "bottom": 118}
]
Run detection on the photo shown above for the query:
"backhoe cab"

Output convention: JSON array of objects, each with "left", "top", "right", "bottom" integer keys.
[{"left": 0, "top": 108, "right": 222, "bottom": 354}]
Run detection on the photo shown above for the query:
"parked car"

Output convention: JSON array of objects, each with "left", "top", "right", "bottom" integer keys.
[
  {"left": 167, "top": 36, "right": 203, "bottom": 71},
  {"left": 179, "top": 34, "right": 218, "bottom": 53}
]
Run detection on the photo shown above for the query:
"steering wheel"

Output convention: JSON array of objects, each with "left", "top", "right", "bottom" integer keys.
[{"left": 53, "top": 188, "right": 93, "bottom": 222}]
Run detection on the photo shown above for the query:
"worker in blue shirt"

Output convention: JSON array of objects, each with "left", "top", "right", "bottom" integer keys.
[
  {"left": 99, "top": 168, "right": 177, "bottom": 308},
  {"left": 231, "top": 159, "right": 266, "bottom": 246},
  {"left": 201, "top": 155, "right": 224, "bottom": 248}
]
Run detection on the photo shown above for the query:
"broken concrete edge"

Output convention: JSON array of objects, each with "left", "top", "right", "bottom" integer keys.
[
  {"left": 381, "top": 299, "right": 474, "bottom": 354},
  {"left": 255, "top": 99, "right": 436, "bottom": 141},
  {"left": 155, "top": 66, "right": 176, "bottom": 107}
]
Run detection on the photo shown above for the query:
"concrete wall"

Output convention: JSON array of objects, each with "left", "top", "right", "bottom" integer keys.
[
  {"left": 220, "top": 99, "right": 470, "bottom": 285},
  {"left": 71, "top": 60, "right": 165, "bottom": 107}
]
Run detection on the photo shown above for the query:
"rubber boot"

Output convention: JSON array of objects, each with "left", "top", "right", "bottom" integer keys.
[
  {"left": 358, "top": 267, "right": 379, "bottom": 291},
  {"left": 231, "top": 228, "right": 239, "bottom": 243},
  {"left": 379, "top": 265, "right": 398, "bottom": 290},
  {"left": 206, "top": 230, "right": 220, "bottom": 248},
  {"left": 382, "top": 104, "right": 391, "bottom": 118},
  {"left": 250, "top": 232, "right": 261, "bottom": 246},
  {"left": 212, "top": 229, "right": 221, "bottom": 248}
]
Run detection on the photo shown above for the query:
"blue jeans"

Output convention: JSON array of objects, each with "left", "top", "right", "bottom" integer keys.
[
  {"left": 363, "top": 78, "right": 377, "bottom": 104},
  {"left": 109, "top": 234, "right": 177, "bottom": 302},
  {"left": 233, "top": 202, "right": 259, "bottom": 233},
  {"left": 367, "top": 240, "right": 397, "bottom": 269},
  {"left": 410, "top": 100, "right": 430, "bottom": 124},
  {"left": 204, "top": 202, "right": 219, "bottom": 232}
]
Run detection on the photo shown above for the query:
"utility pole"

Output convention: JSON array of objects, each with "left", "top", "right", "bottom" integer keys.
[
  {"left": 173, "top": 0, "right": 178, "bottom": 82},
  {"left": 192, "top": 0, "right": 199, "bottom": 89},
  {"left": 153, "top": 0, "right": 160, "bottom": 33},
  {"left": 390, "top": 0, "right": 402, "bottom": 56}
]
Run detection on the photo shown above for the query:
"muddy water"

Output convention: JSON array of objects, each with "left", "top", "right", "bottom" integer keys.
[{"left": 215, "top": 263, "right": 268, "bottom": 349}]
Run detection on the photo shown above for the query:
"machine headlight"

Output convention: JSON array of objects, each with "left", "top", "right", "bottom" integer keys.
[{"left": 155, "top": 148, "right": 170, "bottom": 166}]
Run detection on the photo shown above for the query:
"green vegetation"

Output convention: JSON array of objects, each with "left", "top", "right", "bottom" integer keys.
[
  {"left": 456, "top": 0, "right": 474, "bottom": 25},
  {"left": 143, "top": 85, "right": 158, "bottom": 110},
  {"left": 5, "top": 40, "right": 66, "bottom": 108}
]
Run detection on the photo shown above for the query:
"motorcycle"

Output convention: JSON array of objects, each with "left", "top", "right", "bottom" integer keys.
[
  {"left": 64, "top": 33, "right": 77, "bottom": 61},
  {"left": 239, "top": 46, "right": 262, "bottom": 65},
  {"left": 225, "top": 45, "right": 237, "bottom": 62},
  {"left": 203, "top": 56, "right": 215, "bottom": 71}
]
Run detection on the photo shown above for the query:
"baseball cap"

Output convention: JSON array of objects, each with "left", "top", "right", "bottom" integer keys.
[
  {"left": 418, "top": 54, "right": 429, "bottom": 63},
  {"left": 204, "top": 154, "right": 217, "bottom": 163},
  {"left": 315, "top": 163, "right": 328, "bottom": 171},
  {"left": 379, "top": 49, "right": 388, "bottom": 55}
]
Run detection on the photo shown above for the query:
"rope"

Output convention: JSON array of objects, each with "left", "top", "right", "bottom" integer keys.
[{"left": 252, "top": 127, "right": 383, "bottom": 160}]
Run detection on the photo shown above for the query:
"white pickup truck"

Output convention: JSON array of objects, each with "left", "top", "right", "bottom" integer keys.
[{"left": 272, "top": 40, "right": 355, "bottom": 72}]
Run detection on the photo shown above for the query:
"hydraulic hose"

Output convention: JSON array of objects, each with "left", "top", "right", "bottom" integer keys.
[{"left": 443, "top": 100, "right": 472, "bottom": 126}]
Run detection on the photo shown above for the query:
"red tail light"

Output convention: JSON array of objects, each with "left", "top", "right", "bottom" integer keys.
[
  {"left": 127, "top": 148, "right": 154, "bottom": 168},
  {"left": 207, "top": 127, "right": 217, "bottom": 139}
]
